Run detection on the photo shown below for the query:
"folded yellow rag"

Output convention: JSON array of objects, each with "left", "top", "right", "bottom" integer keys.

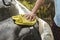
[{"left": 12, "top": 14, "right": 36, "bottom": 26}]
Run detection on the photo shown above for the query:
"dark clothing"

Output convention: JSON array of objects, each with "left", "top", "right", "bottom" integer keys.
[{"left": 52, "top": 21, "right": 60, "bottom": 40}]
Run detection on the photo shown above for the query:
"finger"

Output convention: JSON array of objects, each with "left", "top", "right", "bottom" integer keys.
[
  {"left": 24, "top": 14, "right": 28, "bottom": 17},
  {"left": 32, "top": 16, "right": 35, "bottom": 21},
  {"left": 29, "top": 16, "right": 32, "bottom": 21},
  {"left": 26, "top": 15, "right": 30, "bottom": 20}
]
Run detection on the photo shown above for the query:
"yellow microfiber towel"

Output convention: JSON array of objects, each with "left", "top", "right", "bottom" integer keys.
[{"left": 12, "top": 14, "right": 37, "bottom": 26}]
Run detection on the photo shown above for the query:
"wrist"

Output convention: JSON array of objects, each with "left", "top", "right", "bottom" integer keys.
[
  {"left": 31, "top": 10, "right": 36, "bottom": 14},
  {"left": 30, "top": 12, "right": 36, "bottom": 16},
  {"left": 31, "top": 12, "right": 36, "bottom": 15}
]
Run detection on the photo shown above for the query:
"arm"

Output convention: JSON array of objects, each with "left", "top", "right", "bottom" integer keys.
[
  {"left": 32, "top": 0, "right": 43, "bottom": 14},
  {"left": 24, "top": 0, "right": 43, "bottom": 21}
]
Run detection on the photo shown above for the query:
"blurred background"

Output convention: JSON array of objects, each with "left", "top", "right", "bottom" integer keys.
[{"left": 18, "top": 0, "right": 55, "bottom": 27}]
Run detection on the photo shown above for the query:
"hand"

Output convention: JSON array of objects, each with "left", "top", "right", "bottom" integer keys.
[{"left": 24, "top": 13, "right": 36, "bottom": 21}]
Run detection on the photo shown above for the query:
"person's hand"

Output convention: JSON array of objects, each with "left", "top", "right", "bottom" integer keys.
[{"left": 24, "top": 12, "right": 36, "bottom": 21}]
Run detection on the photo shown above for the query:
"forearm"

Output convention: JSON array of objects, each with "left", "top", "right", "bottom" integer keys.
[{"left": 32, "top": 0, "right": 43, "bottom": 14}]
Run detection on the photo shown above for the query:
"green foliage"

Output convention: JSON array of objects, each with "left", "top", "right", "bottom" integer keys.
[
  {"left": 18, "top": 0, "right": 36, "bottom": 10},
  {"left": 18, "top": 0, "right": 55, "bottom": 26}
]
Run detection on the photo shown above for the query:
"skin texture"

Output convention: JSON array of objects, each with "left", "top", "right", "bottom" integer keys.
[
  {"left": 0, "top": 0, "right": 39, "bottom": 40},
  {"left": 0, "top": 0, "right": 54, "bottom": 40},
  {"left": 24, "top": 0, "right": 43, "bottom": 21},
  {"left": 0, "top": 0, "right": 30, "bottom": 40}
]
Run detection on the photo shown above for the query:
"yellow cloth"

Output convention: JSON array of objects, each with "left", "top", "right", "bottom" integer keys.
[{"left": 12, "top": 14, "right": 36, "bottom": 26}]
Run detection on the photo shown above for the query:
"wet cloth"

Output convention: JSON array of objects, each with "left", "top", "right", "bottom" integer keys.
[{"left": 12, "top": 14, "right": 37, "bottom": 26}]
